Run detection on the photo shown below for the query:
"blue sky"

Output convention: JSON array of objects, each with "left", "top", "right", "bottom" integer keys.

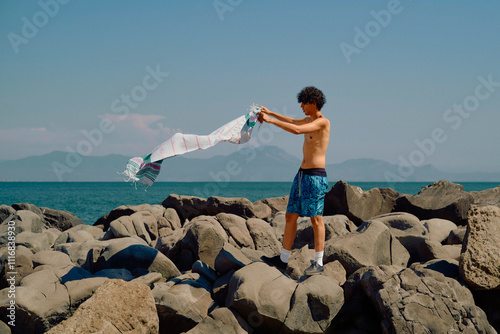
[{"left": 1, "top": 0, "right": 499, "bottom": 173}]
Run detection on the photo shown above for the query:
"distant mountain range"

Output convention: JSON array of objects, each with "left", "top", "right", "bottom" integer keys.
[{"left": 0, "top": 146, "right": 499, "bottom": 182}]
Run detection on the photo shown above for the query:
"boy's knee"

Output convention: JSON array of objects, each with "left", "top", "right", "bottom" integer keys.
[{"left": 310, "top": 216, "right": 324, "bottom": 227}]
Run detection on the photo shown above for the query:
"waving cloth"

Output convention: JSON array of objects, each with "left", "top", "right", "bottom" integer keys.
[{"left": 122, "top": 105, "right": 260, "bottom": 186}]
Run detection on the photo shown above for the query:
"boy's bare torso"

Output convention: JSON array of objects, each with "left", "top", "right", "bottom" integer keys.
[{"left": 301, "top": 116, "right": 330, "bottom": 169}]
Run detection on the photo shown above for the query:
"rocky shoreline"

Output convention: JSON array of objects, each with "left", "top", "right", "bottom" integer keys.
[{"left": 0, "top": 180, "right": 499, "bottom": 333}]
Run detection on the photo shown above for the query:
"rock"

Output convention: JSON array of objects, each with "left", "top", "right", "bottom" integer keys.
[
  {"left": 323, "top": 181, "right": 400, "bottom": 224},
  {"left": 162, "top": 194, "right": 209, "bottom": 221},
  {"left": 131, "top": 272, "right": 165, "bottom": 286},
  {"left": 15, "top": 231, "right": 51, "bottom": 253},
  {"left": 446, "top": 227, "right": 467, "bottom": 245},
  {"left": 394, "top": 180, "right": 474, "bottom": 225},
  {"left": 354, "top": 266, "right": 496, "bottom": 333},
  {"left": 162, "top": 194, "right": 259, "bottom": 221},
  {"left": 40, "top": 207, "right": 84, "bottom": 231},
  {"left": 85, "top": 237, "right": 180, "bottom": 280},
  {"left": 287, "top": 246, "right": 347, "bottom": 284},
  {"left": 192, "top": 260, "right": 218, "bottom": 283},
  {"left": 0, "top": 265, "right": 95, "bottom": 333},
  {"left": 245, "top": 218, "right": 281, "bottom": 257},
  {"left": 256, "top": 196, "right": 289, "bottom": 216},
  {"left": 46, "top": 279, "right": 159, "bottom": 334},
  {"left": 54, "top": 229, "right": 95, "bottom": 247},
  {"left": 184, "top": 307, "right": 250, "bottom": 334},
  {"left": 471, "top": 185, "right": 500, "bottom": 207},
  {"left": 226, "top": 262, "right": 344, "bottom": 333},
  {"left": 92, "top": 268, "right": 134, "bottom": 281},
  {"left": 283, "top": 275, "right": 344, "bottom": 333},
  {"left": 11, "top": 203, "right": 43, "bottom": 216},
  {"left": 0, "top": 320, "right": 10, "bottom": 334},
  {"left": 418, "top": 240, "right": 461, "bottom": 262},
  {"left": 216, "top": 213, "right": 255, "bottom": 249},
  {"left": 0, "top": 205, "right": 15, "bottom": 223},
  {"left": 93, "top": 205, "right": 137, "bottom": 231},
  {"left": 160, "top": 207, "right": 182, "bottom": 230},
  {"left": 251, "top": 201, "right": 273, "bottom": 220},
  {"left": 324, "top": 220, "right": 410, "bottom": 275},
  {"left": 460, "top": 205, "right": 500, "bottom": 290},
  {"left": 226, "top": 262, "right": 297, "bottom": 333},
  {"left": 0, "top": 250, "right": 33, "bottom": 287},
  {"left": 55, "top": 239, "right": 110, "bottom": 267},
  {"left": 167, "top": 216, "right": 228, "bottom": 271},
  {"left": 213, "top": 270, "right": 235, "bottom": 307},
  {"left": 214, "top": 243, "right": 252, "bottom": 276},
  {"left": 6, "top": 210, "right": 44, "bottom": 233},
  {"left": 423, "top": 218, "right": 458, "bottom": 243},
  {"left": 31, "top": 250, "right": 73, "bottom": 268},
  {"left": 104, "top": 211, "right": 158, "bottom": 246},
  {"left": 370, "top": 212, "right": 427, "bottom": 261},
  {"left": 153, "top": 273, "right": 213, "bottom": 333},
  {"left": 206, "top": 196, "right": 256, "bottom": 218},
  {"left": 410, "top": 259, "right": 459, "bottom": 279},
  {"left": 472, "top": 290, "right": 500, "bottom": 332}
]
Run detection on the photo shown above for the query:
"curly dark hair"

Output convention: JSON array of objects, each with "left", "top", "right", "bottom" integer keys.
[{"left": 297, "top": 86, "right": 326, "bottom": 111}]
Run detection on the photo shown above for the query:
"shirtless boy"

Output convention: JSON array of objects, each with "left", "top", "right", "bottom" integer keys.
[{"left": 258, "top": 86, "right": 330, "bottom": 275}]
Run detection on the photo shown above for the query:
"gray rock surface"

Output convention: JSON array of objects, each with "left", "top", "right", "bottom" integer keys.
[
  {"left": 351, "top": 266, "right": 496, "bottom": 333},
  {"left": 324, "top": 181, "right": 400, "bottom": 224},
  {"left": 46, "top": 279, "right": 159, "bottom": 334},
  {"left": 460, "top": 205, "right": 500, "bottom": 290},
  {"left": 325, "top": 220, "right": 410, "bottom": 275},
  {"left": 153, "top": 273, "right": 213, "bottom": 333},
  {"left": 395, "top": 180, "right": 474, "bottom": 225}
]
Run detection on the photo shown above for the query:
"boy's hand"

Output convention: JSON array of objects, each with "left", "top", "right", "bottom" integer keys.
[
  {"left": 259, "top": 106, "right": 271, "bottom": 114},
  {"left": 258, "top": 112, "right": 271, "bottom": 123}
]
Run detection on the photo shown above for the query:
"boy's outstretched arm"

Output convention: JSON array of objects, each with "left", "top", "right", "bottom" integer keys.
[
  {"left": 260, "top": 106, "right": 310, "bottom": 125},
  {"left": 258, "top": 112, "right": 327, "bottom": 135}
]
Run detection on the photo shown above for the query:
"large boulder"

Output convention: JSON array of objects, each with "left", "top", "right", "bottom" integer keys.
[
  {"left": 350, "top": 266, "right": 496, "bottom": 333},
  {"left": 370, "top": 212, "right": 428, "bottom": 261},
  {"left": 245, "top": 218, "right": 281, "bottom": 257},
  {"left": 46, "top": 279, "right": 159, "bottom": 334},
  {"left": 471, "top": 185, "right": 500, "bottom": 207},
  {"left": 323, "top": 181, "right": 400, "bottom": 224},
  {"left": 460, "top": 205, "right": 500, "bottom": 290},
  {"left": 94, "top": 203, "right": 167, "bottom": 232},
  {"left": 215, "top": 213, "right": 255, "bottom": 249},
  {"left": 39, "top": 207, "right": 84, "bottom": 231},
  {"left": 84, "top": 237, "right": 180, "bottom": 280},
  {"left": 226, "top": 262, "right": 344, "bottom": 333},
  {"left": 214, "top": 242, "right": 252, "bottom": 276},
  {"left": 103, "top": 211, "right": 158, "bottom": 246},
  {"left": 423, "top": 218, "right": 458, "bottom": 243},
  {"left": 167, "top": 216, "right": 228, "bottom": 271},
  {"left": 153, "top": 273, "right": 213, "bottom": 333},
  {"left": 184, "top": 307, "right": 250, "bottom": 334},
  {"left": 394, "top": 180, "right": 474, "bottom": 225},
  {"left": 324, "top": 220, "right": 410, "bottom": 275},
  {"left": 0, "top": 265, "right": 105, "bottom": 333},
  {"left": 162, "top": 195, "right": 258, "bottom": 221},
  {"left": 15, "top": 231, "right": 52, "bottom": 253}
]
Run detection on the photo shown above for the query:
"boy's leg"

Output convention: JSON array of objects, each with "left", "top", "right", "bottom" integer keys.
[
  {"left": 310, "top": 215, "right": 325, "bottom": 252},
  {"left": 304, "top": 215, "right": 325, "bottom": 275},
  {"left": 283, "top": 212, "right": 300, "bottom": 251}
]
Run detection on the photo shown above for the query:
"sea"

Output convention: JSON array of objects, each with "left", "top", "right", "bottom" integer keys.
[{"left": 1, "top": 182, "right": 498, "bottom": 225}]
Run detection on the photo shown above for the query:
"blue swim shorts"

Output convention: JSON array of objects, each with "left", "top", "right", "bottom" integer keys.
[{"left": 286, "top": 168, "right": 328, "bottom": 217}]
